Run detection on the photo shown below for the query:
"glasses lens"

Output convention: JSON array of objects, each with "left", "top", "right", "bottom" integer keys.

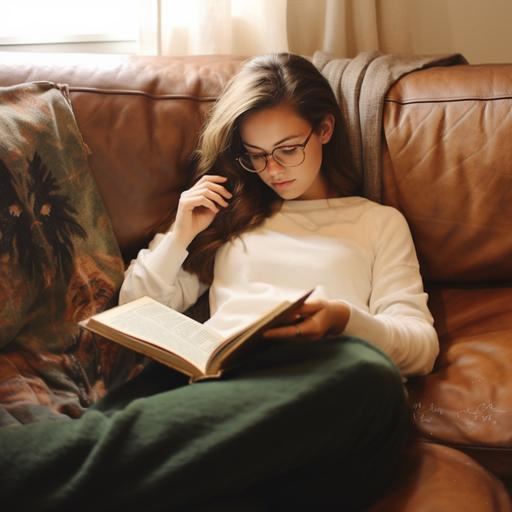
[
  {"left": 238, "top": 153, "right": 266, "bottom": 173},
  {"left": 274, "top": 146, "right": 305, "bottom": 167}
]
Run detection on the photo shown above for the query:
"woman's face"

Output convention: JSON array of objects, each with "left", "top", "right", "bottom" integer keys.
[{"left": 238, "top": 103, "right": 334, "bottom": 200}]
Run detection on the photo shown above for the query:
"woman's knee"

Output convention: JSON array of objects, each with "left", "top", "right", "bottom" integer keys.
[
  {"left": 329, "top": 336, "right": 408, "bottom": 424},
  {"left": 336, "top": 336, "right": 402, "bottom": 383}
]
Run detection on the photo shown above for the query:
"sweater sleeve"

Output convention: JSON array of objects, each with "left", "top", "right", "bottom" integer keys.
[
  {"left": 342, "top": 206, "right": 439, "bottom": 377},
  {"left": 118, "top": 230, "right": 208, "bottom": 312}
]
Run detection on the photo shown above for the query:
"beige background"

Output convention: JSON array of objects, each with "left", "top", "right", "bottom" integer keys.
[
  {"left": 1, "top": 0, "right": 511, "bottom": 63},
  {"left": 288, "top": 0, "right": 512, "bottom": 64}
]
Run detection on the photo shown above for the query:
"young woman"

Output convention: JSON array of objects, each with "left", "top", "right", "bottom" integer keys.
[
  {"left": 0, "top": 54, "right": 438, "bottom": 511},
  {"left": 116, "top": 53, "right": 438, "bottom": 507},
  {"left": 119, "top": 52, "right": 438, "bottom": 378}
]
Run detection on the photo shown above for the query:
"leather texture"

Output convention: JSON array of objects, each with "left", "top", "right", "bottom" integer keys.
[
  {"left": 383, "top": 64, "right": 512, "bottom": 483},
  {"left": 383, "top": 64, "right": 512, "bottom": 283},
  {"left": 369, "top": 442, "right": 512, "bottom": 512},
  {"left": 0, "top": 52, "right": 245, "bottom": 260},
  {"left": 0, "top": 52, "right": 510, "bottom": 509}
]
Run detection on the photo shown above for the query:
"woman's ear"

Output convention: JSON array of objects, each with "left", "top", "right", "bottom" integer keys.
[{"left": 318, "top": 114, "right": 335, "bottom": 144}]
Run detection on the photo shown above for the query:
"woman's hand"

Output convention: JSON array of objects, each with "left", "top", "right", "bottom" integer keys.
[
  {"left": 263, "top": 300, "right": 350, "bottom": 341},
  {"left": 172, "top": 175, "right": 232, "bottom": 247}
]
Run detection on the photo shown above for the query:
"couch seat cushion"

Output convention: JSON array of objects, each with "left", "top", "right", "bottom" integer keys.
[{"left": 408, "top": 286, "right": 512, "bottom": 448}]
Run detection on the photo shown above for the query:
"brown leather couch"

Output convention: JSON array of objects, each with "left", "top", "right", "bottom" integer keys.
[{"left": 0, "top": 52, "right": 511, "bottom": 511}]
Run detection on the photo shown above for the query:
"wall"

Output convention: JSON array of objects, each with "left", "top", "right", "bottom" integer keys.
[
  {"left": 378, "top": 0, "right": 512, "bottom": 63},
  {"left": 288, "top": 0, "right": 512, "bottom": 64},
  {"left": 2, "top": 0, "right": 511, "bottom": 62}
]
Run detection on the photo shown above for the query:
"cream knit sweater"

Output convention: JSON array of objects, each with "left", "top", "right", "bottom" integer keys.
[{"left": 119, "top": 196, "right": 439, "bottom": 376}]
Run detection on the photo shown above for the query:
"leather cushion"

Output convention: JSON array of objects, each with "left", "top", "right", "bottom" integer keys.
[
  {"left": 383, "top": 64, "right": 512, "bottom": 283},
  {"left": 0, "top": 53, "right": 245, "bottom": 261},
  {"left": 370, "top": 441, "right": 512, "bottom": 512},
  {"left": 409, "top": 286, "right": 512, "bottom": 448}
]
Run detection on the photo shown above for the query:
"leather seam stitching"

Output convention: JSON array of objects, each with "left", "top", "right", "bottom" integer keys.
[{"left": 68, "top": 86, "right": 217, "bottom": 101}]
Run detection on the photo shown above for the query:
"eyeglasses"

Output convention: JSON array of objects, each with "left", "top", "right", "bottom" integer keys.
[{"left": 236, "top": 128, "right": 315, "bottom": 173}]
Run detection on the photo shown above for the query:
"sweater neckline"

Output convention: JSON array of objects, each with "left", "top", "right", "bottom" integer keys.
[{"left": 280, "top": 196, "right": 357, "bottom": 212}]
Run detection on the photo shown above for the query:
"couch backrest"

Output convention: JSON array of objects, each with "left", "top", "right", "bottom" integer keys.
[
  {"left": 1, "top": 53, "right": 511, "bottom": 285},
  {"left": 383, "top": 64, "right": 512, "bottom": 284},
  {"left": 0, "top": 52, "right": 245, "bottom": 261}
]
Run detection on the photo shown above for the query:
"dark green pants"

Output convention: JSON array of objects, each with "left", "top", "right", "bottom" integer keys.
[{"left": 0, "top": 337, "right": 409, "bottom": 511}]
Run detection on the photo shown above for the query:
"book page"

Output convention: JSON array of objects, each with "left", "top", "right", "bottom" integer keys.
[{"left": 91, "top": 297, "right": 224, "bottom": 373}]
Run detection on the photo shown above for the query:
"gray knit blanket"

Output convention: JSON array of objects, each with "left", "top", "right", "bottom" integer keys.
[{"left": 313, "top": 51, "right": 468, "bottom": 202}]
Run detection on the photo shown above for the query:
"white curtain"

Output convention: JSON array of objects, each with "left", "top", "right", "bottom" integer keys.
[
  {"left": 288, "top": 0, "right": 381, "bottom": 57},
  {"left": 137, "top": 0, "right": 401, "bottom": 57},
  {"left": 138, "top": 0, "right": 290, "bottom": 55},
  {"left": 137, "top": 0, "right": 512, "bottom": 68}
]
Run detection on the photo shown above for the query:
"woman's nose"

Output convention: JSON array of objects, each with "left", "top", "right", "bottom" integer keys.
[{"left": 266, "top": 155, "right": 285, "bottom": 175}]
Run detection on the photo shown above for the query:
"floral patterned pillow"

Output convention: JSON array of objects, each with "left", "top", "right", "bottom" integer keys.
[{"left": 0, "top": 82, "right": 143, "bottom": 426}]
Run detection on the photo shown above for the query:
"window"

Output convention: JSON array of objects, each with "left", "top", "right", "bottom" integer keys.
[{"left": 0, "top": 0, "right": 138, "bottom": 46}]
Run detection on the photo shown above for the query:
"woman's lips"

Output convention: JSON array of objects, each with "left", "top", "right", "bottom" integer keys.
[{"left": 272, "top": 179, "right": 295, "bottom": 189}]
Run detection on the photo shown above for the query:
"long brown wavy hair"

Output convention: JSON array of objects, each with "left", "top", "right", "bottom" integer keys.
[{"left": 162, "top": 53, "right": 356, "bottom": 284}]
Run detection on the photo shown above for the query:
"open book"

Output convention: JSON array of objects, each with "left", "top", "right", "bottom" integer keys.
[{"left": 79, "top": 289, "right": 313, "bottom": 382}]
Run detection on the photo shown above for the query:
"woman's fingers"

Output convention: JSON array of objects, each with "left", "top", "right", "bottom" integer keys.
[
  {"left": 196, "top": 174, "right": 227, "bottom": 183},
  {"left": 188, "top": 177, "right": 233, "bottom": 205},
  {"left": 173, "top": 174, "right": 231, "bottom": 244},
  {"left": 198, "top": 174, "right": 227, "bottom": 181},
  {"left": 262, "top": 324, "right": 302, "bottom": 339},
  {"left": 206, "top": 182, "right": 233, "bottom": 200},
  {"left": 181, "top": 194, "right": 220, "bottom": 213},
  {"left": 262, "top": 301, "right": 334, "bottom": 340},
  {"left": 296, "top": 302, "right": 323, "bottom": 315},
  {"left": 263, "top": 315, "right": 318, "bottom": 339},
  {"left": 201, "top": 188, "right": 230, "bottom": 207},
  {"left": 184, "top": 189, "right": 229, "bottom": 209},
  {"left": 196, "top": 174, "right": 230, "bottom": 194}
]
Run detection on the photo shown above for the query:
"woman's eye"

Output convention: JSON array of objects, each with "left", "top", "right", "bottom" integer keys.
[
  {"left": 278, "top": 146, "right": 299, "bottom": 155},
  {"left": 250, "top": 154, "right": 266, "bottom": 162}
]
